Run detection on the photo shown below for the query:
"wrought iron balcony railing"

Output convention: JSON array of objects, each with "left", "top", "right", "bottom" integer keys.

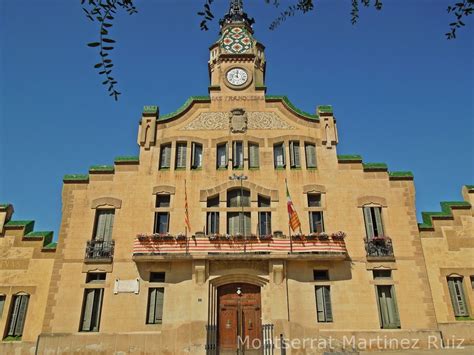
[
  {"left": 365, "top": 237, "right": 394, "bottom": 257},
  {"left": 85, "top": 239, "right": 115, "bottom": 260}
]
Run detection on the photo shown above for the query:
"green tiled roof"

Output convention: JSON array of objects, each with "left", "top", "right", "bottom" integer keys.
[
  {"left": 388, "top": 171, "right": 414, "bottom": 180},
  {"left": 63, "top": 174, "right": 89, "bottom": 183},
  {"left": 465, "top": 185, "right": 474, "bottom": 191},
  {"left": 317, "top": 105, "right": 333, "bottom": 114},
  {"left": 25, "top": 231, "right": 53, "bottom": 246},
  {"left": 419, "top": 201, "right": 472, "bottom": 229},
  {"left": 363, "top": 162, "right": 388, "bottom": 171},
  {"left": 0, "top": 203, "right": 11, "bottom": 210},
  {"left": 159, "top": 96, "right": 211, "bottom": 121},
  {"left": 143, "top": 105, "right": 158, "bottom": 115},
  {"left": 43, "top": 242, "right": 57, "bottom": 250},
  {"left": 114, "top": 156, "right": 139, "bottom": 164},
  {"left": 265, "top": 96, "right": 319, "bottom": 121},
  {"left": 337, "top": 154, "right": 363, "bottom": 162},
  {"left": 5, "top": 220, "right": 35, "bottom": 234},
  {"left": 89, "top": 165, "right": 114, "bottom": 173}
]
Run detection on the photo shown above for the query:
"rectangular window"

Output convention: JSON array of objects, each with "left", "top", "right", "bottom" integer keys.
[
  {"left": 289, "top": 141, "right": 301, "bottom": 168},
  {"left": 217, "top": 143, "right": 228, "bottom": 169},
  {"left": 307, "top": 193, "right": 321, "bottom": 207},
  {"left": 80, "top": 289, "right": 103, "bottom": 332},
  {"left": 155, "top": 194, "right": 170, "bottom": 208},
  {"left": 363, "top": 207, "right": 384, "bottom": 239},
  {"left": 314, "top": 270, "right": 329, "bottom": 281},
  {"left": 232, "top": 141, "right": 243, "bottom": 168},
  {"left": 86, "top": 273, "right": 106, "bottom": 284},
  {"left": 191, "top": 142, "right": 203, "bottom": 169},
  {"left": 94, "top": 209, "right": 115, "bottom": 241},
  {"left": 309, "top": 211, "right": 324, "bottom": 233},
  {"left": 447, "top": 277, "right": 469, "bottom": 317},
  {"left": 305, "top": 143, "right": 317, "bottom": 168},
  {"left": 258, "top": 195, "right": 271, "bottom": 208},
  {"left": 175, "top": 142, "right": 187, "bottom": 169},
  {"left": 315, "top": 286, "right": 333, "bottom": 322},
  {"left": 248, "top": 143, "right": 259, "bottom": 168},
  {"left": 227, "top": 212, "right": 251, "bottom": 236},
  {"left": 207, "top": 212, "right": 220, "bottom": 234},
  {"left": 159, "top": 143, "right": 171, "bottom": 169},
  {"left": 258, "top": 212, "right": 272, "bottom": 236},
  {"left": 154, "top": 212, "right": 170, "bottom": 234},
  {"left": 376, "top": 285, "right": 400, "bottom": 329},
  {"left": 273, "top": 143, "right": 286, "bottom": 168},
  {"left": 373, "top": 270, "right": 392, "bottom": 279},
  {"left": 147, "top": 287, "right": 164, "bottom": 324},
  {"left": 6, "top": 294, "right": 29, "bottom": 338},
  {"left": 150, "top": 272, "right": 165, "bottom": 283}
]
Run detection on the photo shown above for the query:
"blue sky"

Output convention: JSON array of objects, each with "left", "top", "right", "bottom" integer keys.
[{"left": 0, "top": 0, "right": 472, "bottom": 238}]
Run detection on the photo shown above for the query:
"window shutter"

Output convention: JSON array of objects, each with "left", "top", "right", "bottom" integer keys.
[
  {"left": 82, "top": 289, "right": 95, "bottom": 331},
  {"left": 194, "top": 144, "right": 203, "bottom": 168},
  {"left": 243, "top": 213, "right": 251, "bottom": 236},
  {"left": 224, "top": 142, "right": 228, "bottom": 167},
  {"left": 448, "top": 279, "right": 461, "bottom": 316},
  {"left": 95, "top": 211, "right": 107, "bottom": 240},
  {"left": 0, "top": 296, "right": 5, "bottom": 318},
  {"left": 91, "top": 288, "right": 103, "bottom": 331},
  {"left": 249, "top": 144, "right": 259, "bottom": 168},
  {"left": 176, "top": 143, "right": 187, "bottom": 168},
  {"left": 164, "top": 145, "right": 171, "bottom": 168},
  {"left": 318, "top": 212, "right": 325, "bottom": 233},
  {"left": 155, "top": 288, "right": 164, "bottom": 322},
  {"left": 290, "top": 141, "right": 295, "bottom": 167},
  {"left": 148, "top": 288, "right": 157, "bottom": 323},
  {"left": 232, "top": 142, "right": 237, "bottom": 167},
  {"left": 315, "top": 287, "right": 325, "bottom": 322},
  {"left": 13, "top": 295, "right": 29, "bottom": 336},
  {"left": 305, "top": 144, "right": 316, "bottom": 168},
  {"left": 7, "top": 296, "right": 20, "bottom": 336},
  {"left": 191, "top": 142, "right": 196, "bottom": 168},
  {"left": 323, "top": 287, "right": 333, "bottom": 322},
  {"left": 104, "top": 211, "right": 114, "bottom": 242},
  {"left": 449, "top": 278, "right": 468, "bottom": 316},
  {"left": 374, "top": 207, "right": 384, "bottom": 237},
  {"left": 363, "top": 207, "right": 375, "bottom": 239},
  {"left": 281, "top": 143, "right": 286, "bottom": 166},
  {"left": 388, "top": 286, "right": 400, "bottom": 327},
  {"left": 293, "top": 142, "right": 300, "bottom": 167}
]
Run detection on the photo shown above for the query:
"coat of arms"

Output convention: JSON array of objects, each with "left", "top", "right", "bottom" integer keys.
[{"left": 229, "top": 108, "right": 248, "bottom": 133}]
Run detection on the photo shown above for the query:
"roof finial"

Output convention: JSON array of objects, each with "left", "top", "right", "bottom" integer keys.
[{"left": 220, "top": 0, "right": 255, "bottom": 29}]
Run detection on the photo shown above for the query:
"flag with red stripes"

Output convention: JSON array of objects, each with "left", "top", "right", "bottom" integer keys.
[
  {"left": 184, "top": 180, "right": 191, "bottom": 232},
  {"left": 286, "top": 180, "right": 301, "bottom": 232}
]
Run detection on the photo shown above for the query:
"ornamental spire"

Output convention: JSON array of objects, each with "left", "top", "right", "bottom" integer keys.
[{"left": 219, "top": 0, "right": 255, "bottom": 30}]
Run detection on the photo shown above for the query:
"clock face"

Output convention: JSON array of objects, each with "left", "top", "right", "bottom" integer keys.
[{"left": 226, "top": 68, "right": 248, "bottom": 86}]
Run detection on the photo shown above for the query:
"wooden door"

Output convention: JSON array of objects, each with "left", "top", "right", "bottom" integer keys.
[{"left": 218, "top": 283, "right": 262, "bottom": 354}]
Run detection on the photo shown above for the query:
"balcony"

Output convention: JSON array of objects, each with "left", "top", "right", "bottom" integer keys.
[
  {"left": 132, "top": 233, "right": 348, "bottom": 261},
  {"left": 85, "top": 240, "right": 115, "bottom": 262},
  {"left": 365, "top": 237, "right": 394, "bottom": 260}
]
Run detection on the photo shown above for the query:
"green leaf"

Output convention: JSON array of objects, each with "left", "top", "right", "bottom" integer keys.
[
  {"left": 87, "top": 42, "right": 100, "bottom": 47},
  {"left": 94, "top": 63, "right": 103, "bottom": 68},
  {"left": 102, "top": 38, "right": 116, "bottom": 43}
]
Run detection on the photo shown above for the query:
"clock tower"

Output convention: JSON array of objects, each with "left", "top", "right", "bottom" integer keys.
[{"left": 208, "top": 0, "right": 266, "bottom": 97}]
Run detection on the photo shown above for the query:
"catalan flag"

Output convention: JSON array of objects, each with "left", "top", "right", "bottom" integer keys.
[
  {"left": 184, "top": 180, "right": 191, "bottom": 232},
  {"left": 286, "top": 179, "right": 301, "bottom": 232}
]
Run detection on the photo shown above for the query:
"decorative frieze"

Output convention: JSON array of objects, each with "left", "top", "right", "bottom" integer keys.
[{"left": 181, "top": 111, "right": 294, "bottom": 131}]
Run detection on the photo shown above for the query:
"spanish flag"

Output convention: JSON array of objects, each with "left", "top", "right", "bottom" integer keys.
[{"left": 286, "top": 179, "right": 301, "bottom": 232}]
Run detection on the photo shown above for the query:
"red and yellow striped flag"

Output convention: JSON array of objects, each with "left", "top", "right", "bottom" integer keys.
[
  {"left": 286, "top": 180, "right": 301, "bottom": 232},
  {"left": 184, "top": 180, "right": 191, "bottom": 232}
]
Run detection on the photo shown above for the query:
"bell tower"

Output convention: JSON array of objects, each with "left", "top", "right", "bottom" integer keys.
[{"left": 208, "top": 0, "right": 266, "bottom": 96}]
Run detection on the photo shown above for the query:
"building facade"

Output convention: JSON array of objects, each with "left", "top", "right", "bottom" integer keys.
[{"left": 0, "top": 2, "right": 473, "bottom": 354}]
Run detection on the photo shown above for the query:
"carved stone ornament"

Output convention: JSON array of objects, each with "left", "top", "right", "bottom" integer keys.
[
  {"left": 181, "top": 111, "right": 294, "bottom": 131},
  {"left": 229, "top": 108, "right": 248, "bottom": 133}
]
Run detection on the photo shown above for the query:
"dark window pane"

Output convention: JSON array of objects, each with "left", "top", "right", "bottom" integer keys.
[
  {"left": 373, "top": 270, "right": 392, "bottom": 279},
  {"left": 258, "top": 195, "right": 271, "bottom": 208},
  {"left": 258, "top": 212, "right": 272, "bottom": 235},
  {"left": 156, "top": 194, "right": 170, "bottom": 208},
  {"left": 207, "top": 212, "right": 219, "bottom": 234},
  {"left": 150, "top": 272, "right": 165, "bottom": 283},
  {"left": 309, "top": 212, "right": 324, "bottom": 233},
  {"left": 227, "top": 189, "right": 250, "bottom": 207},
  {"left": 307, "top": 194, "right": 321, "bottom": 207},
  {"left": 207, "top": 195, "right": 220, "bottom": 208},
  {"left": 313, "top": 270, "right": 329, "bottom": 281}
]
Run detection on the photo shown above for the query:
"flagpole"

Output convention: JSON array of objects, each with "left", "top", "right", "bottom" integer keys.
[{"left": 286, "top": 179, "right": 293, "bottom": 253}]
